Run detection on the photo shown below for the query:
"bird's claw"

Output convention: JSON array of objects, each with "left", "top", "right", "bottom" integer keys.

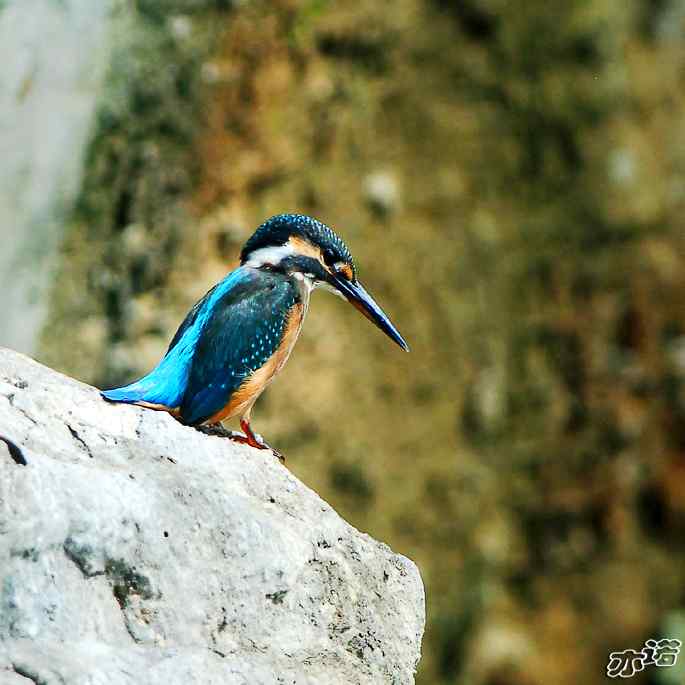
[
  {"left": 269, "top": 446, "right": 285, "bottom": 463},
  {"left": 250, "top": 433, "right": 286, "bottom": 463},
  {"left": 195, "top": 424, "right": 238, "bottom": 439}
]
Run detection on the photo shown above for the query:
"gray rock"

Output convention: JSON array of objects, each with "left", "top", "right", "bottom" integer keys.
[{"left": 0, "top": 348, "right": 424, "bottom": 684}]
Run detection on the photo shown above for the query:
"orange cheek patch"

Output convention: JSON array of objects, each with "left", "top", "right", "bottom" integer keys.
[
  {"left": 289, "top": 236, "right": 322, "bottom": 261},
  {"left": 338, "top": 263, "right": 353, "bottom": 281}
]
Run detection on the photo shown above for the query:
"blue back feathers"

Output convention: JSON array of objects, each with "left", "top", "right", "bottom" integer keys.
[
  {"left": 102, "top": 267, "right": 300, "bottom": 424},
  {"left": 179, "top": 271, "right": 298, "bottom": 424}
]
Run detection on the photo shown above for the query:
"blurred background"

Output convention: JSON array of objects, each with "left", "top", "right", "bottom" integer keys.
[{"left": 2, "top": 0, "right": 685, "bottom": 683}]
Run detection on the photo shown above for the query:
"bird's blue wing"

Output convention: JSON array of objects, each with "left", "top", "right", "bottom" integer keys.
[
  {"left": 179, "top": 270, "right": 300, "bottom": 425},
  {"left": 165, "top": 283, "right": 219, "bottom": 354},
  {"left": 101, "top": 267, "right": 251, "bottom": 409}
]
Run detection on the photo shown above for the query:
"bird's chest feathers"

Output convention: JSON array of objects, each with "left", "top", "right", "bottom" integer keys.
[
  {"left": 265, "top": 297, "right": 307, "bottom": 379},
  {"left": 262, "top": 276, "right": 310, "bottom": 381},
  {"left": 216, "top": 290, "right": 309, "bottom": 421}
]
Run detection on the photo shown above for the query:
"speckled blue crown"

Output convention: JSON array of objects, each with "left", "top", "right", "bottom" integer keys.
[{"left": 240, "top": 214, "right": 355, "bottom": 274}]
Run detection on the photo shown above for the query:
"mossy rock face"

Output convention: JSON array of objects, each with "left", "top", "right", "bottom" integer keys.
[
  {"left": 0, "top": 0, "right": 116, "bottom": 353},
  {"left": 40, "top": 2, "right": 229, "bottom": 384},
  {"left": 39, "top": 1, "right": 685, "bottom": 684}
]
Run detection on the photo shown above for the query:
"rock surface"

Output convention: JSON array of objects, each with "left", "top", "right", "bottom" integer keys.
[{"left": 0, "top": 348, "right": 424, "bottom": 684}]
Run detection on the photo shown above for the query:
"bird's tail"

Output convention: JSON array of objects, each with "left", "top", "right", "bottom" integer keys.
[
  {"left": 101, "top": 359, "right": 185, "bottom": 409},
  {"left": 101, "top": 367, "right": 177, "bottom": 405},
  {"left": 101, "top": 340, "right": 191, "bottom": 409},
  {"left": 101, "top": 379, "right": 154, "bottom": 404}
]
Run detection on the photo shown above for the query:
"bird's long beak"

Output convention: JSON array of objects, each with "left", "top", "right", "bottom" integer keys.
[{"left": 332, "top": 276, "right": 409, "bottom": 352}]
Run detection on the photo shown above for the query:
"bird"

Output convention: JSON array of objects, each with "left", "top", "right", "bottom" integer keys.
[{"left": 101, "top": 213, "right": 408, "bottom": 460}]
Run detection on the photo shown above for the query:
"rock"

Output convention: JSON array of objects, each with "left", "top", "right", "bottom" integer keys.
[{"left": 0, "top": 348, "right": 425, "bottom": 684}]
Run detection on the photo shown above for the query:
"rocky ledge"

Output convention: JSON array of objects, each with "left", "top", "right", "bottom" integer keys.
[{"left": 0, "top": 348, "right": 424, "bottom": 684}]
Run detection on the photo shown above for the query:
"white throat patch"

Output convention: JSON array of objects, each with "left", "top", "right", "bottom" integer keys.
[
  {"left": 316, "top": 280, "right": 346, "bottom": 300},
  {"left": 292, "top": 271, "right": 314, "bottom": 292},
  {"left": 243, "top": 243, "right": 295, "bottom": 268}
]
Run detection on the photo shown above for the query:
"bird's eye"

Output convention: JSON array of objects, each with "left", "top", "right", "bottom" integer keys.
[{"left": 322, "top": 248, "right": 337, "bottom": 266}]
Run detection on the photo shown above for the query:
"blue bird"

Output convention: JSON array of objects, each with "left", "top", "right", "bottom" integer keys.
[{"left": 102, "top": 213, "right": 408, "bottom": 460}]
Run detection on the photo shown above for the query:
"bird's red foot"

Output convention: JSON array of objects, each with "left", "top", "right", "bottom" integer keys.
[{"left": 238, "top": 419, "right": 285, "bottom": 463}]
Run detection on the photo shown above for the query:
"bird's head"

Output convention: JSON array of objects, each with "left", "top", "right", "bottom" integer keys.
[{"left": 241, "top": 213, "right": 409, "bottom": 351}]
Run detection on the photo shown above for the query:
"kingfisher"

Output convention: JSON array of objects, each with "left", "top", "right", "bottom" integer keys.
[{"left": 102, "top": 214, "right": 408, "bottom": 460}]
